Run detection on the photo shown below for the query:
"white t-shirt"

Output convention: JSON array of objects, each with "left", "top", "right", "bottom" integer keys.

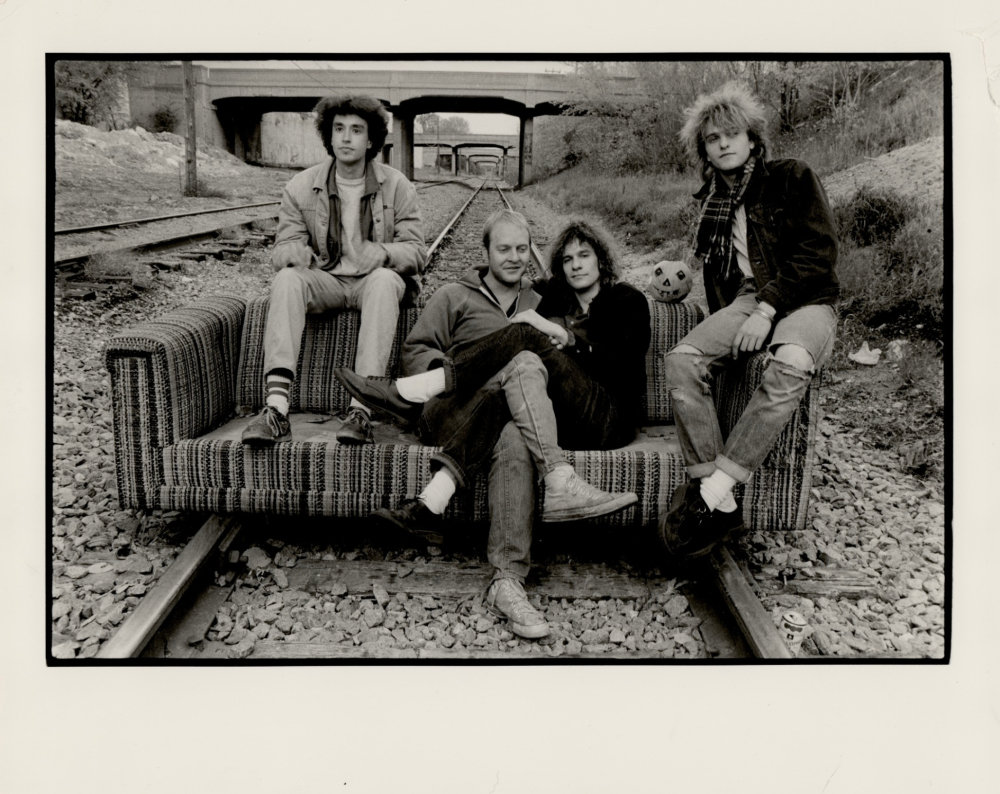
[
  {"left": 732, "top": 205, "right": 754, "bottom": 280},
  {"left": 334, "top": 173, "right": 366, "bottom": 276}
]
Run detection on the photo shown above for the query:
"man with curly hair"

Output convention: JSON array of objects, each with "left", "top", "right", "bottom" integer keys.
[
  {"left": 242, "top": 95, "right": 426, "bottom": 446},
  {"left": 660, "top": 82, "right": 839, "bottom": 561}
]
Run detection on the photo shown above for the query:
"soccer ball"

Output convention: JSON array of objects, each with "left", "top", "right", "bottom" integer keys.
[{"left": 647, "top": 260, "right": 692, "bottom": 303}]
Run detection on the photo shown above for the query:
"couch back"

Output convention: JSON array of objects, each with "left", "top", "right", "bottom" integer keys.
[{"left": 235, "top": 296, "right": 703, "bottom": 423}]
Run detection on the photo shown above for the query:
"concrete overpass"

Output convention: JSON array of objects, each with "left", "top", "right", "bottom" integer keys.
[{"left": 128, "top": 63, "right": 635, "bottom": 186}]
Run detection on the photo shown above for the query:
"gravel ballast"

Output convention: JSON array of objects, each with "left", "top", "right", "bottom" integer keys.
[{"left": 51, "top": 135, "right": 947, "bottom": 660}]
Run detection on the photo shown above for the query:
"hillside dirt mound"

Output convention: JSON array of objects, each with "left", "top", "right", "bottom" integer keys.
[
  {"left": 55, "top": 120, "right": 291, "bottom": 228},
  {"left": 821, "top": 136, "right": 944, "bottom": 206}
]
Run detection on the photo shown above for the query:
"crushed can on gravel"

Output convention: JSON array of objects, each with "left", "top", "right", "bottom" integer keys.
[{"left": 779, "top": 610, "right": 809, "bottom": 656}]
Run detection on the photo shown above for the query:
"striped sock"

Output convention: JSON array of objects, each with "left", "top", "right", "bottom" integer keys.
[{"left": 265, "top": 374, "right": 292, "bottom": 416}]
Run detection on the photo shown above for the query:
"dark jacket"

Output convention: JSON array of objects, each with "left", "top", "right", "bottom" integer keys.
[
  {"left": 695, "top": 158, "right": 839, "bottom": 316},
  {"left": 402, "top": 267, "right": 542, "bottom": 376},
  {"left": 538, "top": 282, "right": 651, "bottom": 429}
]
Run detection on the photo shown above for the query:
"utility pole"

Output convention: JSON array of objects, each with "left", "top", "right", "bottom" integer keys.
[{"left": 182, "top": 61, "right": 198, "bottom": 196}]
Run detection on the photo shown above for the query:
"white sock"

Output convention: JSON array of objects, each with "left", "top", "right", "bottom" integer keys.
[
  {"left": 396, "top": 368, "right": 446, "bottom": 404},
  {"left": 417, "top": 469, "right": 457, "bottom": 515},
  {"left": 700, "top": 469, "right": 738, "bottom": 512}
]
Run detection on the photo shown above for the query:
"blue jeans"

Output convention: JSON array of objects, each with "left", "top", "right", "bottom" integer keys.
[
  {"left": 487, "top": 421, "right": 535, "bottom": 583},
  {"left": 665, "top": 293, "right": 837, "bottom": 482}
]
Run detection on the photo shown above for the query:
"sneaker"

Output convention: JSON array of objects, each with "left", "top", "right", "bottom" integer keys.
[
  {"left": 334, "top": 368, "right": 422, "bottom": 429},
  {"left": 241, "top": 405, "right": 291, "bottom": 446},
  {"left": 658, "top": 482, "right": 744, "bottom": 560},
  {"left": 370, "top": 498, "right": 445, "bottom": 546},
  {"left": 486, "top": 578, "right": 551, "bottom": 639},
  {"left": 336, "top": 407, "right": 374, "bottom": 445},
  {"left": 541, "top": 468, "right": 638, "bottom": 522}
]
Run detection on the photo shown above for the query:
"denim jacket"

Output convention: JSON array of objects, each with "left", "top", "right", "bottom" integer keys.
[
  {"left": 695, "top": 158, "right": 839, "bottom": 316},
  {"left": 271, "top": 158, "right": 426, "bottom": 277}
]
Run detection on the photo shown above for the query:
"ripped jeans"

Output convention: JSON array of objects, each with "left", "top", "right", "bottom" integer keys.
[{"left": 664, "top": 293, "right": 837, "bottom": 483}]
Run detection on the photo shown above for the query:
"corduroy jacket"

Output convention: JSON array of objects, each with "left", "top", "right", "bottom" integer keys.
[
  {"left": 271, "top": 158, "right": 426, "bottom": 277},
  {"left": 695, "top": 158, "right": 840, "bottom": 316}
]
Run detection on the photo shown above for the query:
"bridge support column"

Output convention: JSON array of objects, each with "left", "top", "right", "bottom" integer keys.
[
  {"left": 391, "top": 112, "right": 415, "bottom": 180},
  {"left": 381, "top": 143, "right": 392, "bottom": 164},
  {"left": 450, "top": 146, "right": 458, "bottom": 175},
  {"left": 518, "top": 116, "right": 534, "bottom": 188}
]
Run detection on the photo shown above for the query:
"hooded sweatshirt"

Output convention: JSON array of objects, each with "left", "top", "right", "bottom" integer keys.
[{"left": 402, "top": 266, "right": 542, "bottom": 376}]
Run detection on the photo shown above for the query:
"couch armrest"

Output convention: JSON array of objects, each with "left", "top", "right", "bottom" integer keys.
[
  {"left": 104, "top": 295, "right": 247, "bottom": 509},
  {"left": 713, "top": 351, "right": 822, "bottom": 531}
]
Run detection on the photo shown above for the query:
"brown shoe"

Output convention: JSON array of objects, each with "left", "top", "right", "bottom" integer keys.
[
  {"left": 334, "top": 368, "right": 422, "bottom": 429},
  {"left": 241, "top": 405, "right": 291, "bottom": 446},
  {"left": 336, "top": 407, "right": 374, "bottom": 445}
]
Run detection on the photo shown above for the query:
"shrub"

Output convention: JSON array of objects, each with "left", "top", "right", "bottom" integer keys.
[
  {"left": 834, "top": 185, "right": 911, "bottom": 247},
  {"left": 151, "top": 106, "right": 178, "bottom": 133}
]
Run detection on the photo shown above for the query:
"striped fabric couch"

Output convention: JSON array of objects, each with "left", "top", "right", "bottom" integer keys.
[{"left": 105, "top": 294, "right": 822, "bottom": 531}]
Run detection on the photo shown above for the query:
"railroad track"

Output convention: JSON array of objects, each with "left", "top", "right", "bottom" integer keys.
[
  {"left": 54, "top": 201, "right": 282, "bottom": 278},
  {"left": 94, "top": 176, "right": 795, "bottom": 661}
]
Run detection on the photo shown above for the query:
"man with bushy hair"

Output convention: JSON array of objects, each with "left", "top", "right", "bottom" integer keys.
[
  {"left": 242, "top": 94, "right": 426, "bottom": 446},
  {"left": 660, "top": 82, "right": 839, "bottom": 560}
]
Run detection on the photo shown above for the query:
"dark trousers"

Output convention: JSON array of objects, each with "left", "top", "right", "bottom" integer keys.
[{"left": 418, "top": 324, "right": 633, "bottom": 487}]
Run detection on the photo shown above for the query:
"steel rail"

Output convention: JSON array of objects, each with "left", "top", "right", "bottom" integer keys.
[
  {"left": 54, "top": 201, "right": 281, "bottom": 236},
  {"left": 96, "top": 515, "right": 242, "bottom": 658},
  {"left": 423, "top": 178, "right": 489, "bottom": 262},
  {"left": 493, "top": 182, "right": 547, "bottom": 276}
]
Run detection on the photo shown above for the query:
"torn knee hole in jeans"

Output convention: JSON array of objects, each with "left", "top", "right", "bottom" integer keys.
[
  {"left": 667, "top": 351, "right": 714, "bottom": 397},
  {"left": 766, "top": 356, "right": 814, "bottom": 380}
]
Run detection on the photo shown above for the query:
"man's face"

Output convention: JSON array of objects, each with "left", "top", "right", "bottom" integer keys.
[
  {"left": 486, "top": 221, "right": 531, "bottom": 286},
  {"left": 703, "top": 121, "right": 753, "bottom": 174},
  {"left": 331, "top": 113, "right": 371, "bottom": 167},
  {"left": 560, "top": 238, "right": 601, "bottom": 293}
]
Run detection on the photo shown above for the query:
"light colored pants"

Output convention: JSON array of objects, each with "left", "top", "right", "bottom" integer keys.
[
  {"left": 263, "top": 266, "right": 405, "bottom": 380},
  {"left": 665, "top": 293, "right": 837, "bottom": 482}
]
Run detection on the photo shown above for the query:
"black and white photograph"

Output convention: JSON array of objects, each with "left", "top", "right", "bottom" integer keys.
[
  {"left": 47, "top": 56, "right": 949, "bottom": 663},
  {"left": 4, "top": 1, "right": 998, "bottom": 791}
]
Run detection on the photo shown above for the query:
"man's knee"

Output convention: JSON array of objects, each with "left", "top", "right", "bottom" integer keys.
[
  {"left": 270, "top": 266, "right": 307, "bottom": 296},
  {"left": 771, "top": 343, "right": 814, "bottom": 373},
  {"left": 510, "top": 350, "right": 547, "bottom": 383},
  {"left": 363, "top": 267, "right": 406, "bottom": 300},
  {"left": 664, "top": 344, "right": 705, "bottom": 380},
  {"left": 494, "top": 420, "right": 531, "bottom": 465}
]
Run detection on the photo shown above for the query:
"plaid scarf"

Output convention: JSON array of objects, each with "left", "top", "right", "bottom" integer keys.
[{"left": 694, "top": 155, "right": 759, "bottom": 295}]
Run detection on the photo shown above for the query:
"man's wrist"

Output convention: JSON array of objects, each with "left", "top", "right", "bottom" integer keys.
[{"left": 755, "top": 301, "right": 776, "bottom": 321}]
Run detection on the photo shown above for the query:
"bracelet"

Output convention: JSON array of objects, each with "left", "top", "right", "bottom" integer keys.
[{"left": 753, "top": 308, "right": 774, "bottom": 322}]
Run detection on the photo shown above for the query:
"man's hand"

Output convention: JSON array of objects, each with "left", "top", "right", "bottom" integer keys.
[
  {"left": 511, "top": 310, "right": 569, "bottom": 347},
  {"left": 732, "top": 312, "right": 772, "bottom": 358},
  {"left": 353, "top": 241, "right": 390, "bottom": 275},
  {"left": 272, "top": 243, "right": 314, "bottom": 270}
]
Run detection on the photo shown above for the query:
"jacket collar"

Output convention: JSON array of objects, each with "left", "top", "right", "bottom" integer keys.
[
  {"left": 694, "top": 157, "right": 772, "bottom": 202},
  {"left": 459, "top": 266, "right": 535, "bottom": 294},
  {"left": 312, "top": 157, "right": 384, "bottom": 197}
]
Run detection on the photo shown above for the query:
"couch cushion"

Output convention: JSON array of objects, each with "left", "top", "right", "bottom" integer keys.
[{"left": 160, "top": 413, "right": 688, "bottom": 526}]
